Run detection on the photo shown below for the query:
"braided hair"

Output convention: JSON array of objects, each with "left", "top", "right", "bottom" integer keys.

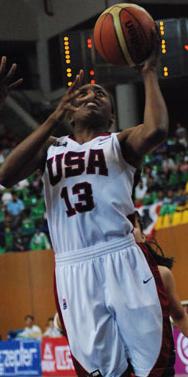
[{"left": 129, "top": 211, "right": 174, "bottom": 269}]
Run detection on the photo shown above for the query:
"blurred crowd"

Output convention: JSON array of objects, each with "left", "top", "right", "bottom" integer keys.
[
  {"left": 134, "top": 122, "right": 188, "bottom": 211},
  {"left": 0, "top": 126, "right": 50, "bottom": 253},
  {"left": 7, "top": 314, "right": 62, "bottom": 340},
  {"left": 0, "top": 122, "right": 188, "bottom": 253}
]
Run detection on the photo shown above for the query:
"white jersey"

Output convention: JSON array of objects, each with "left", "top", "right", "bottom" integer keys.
[{"left": 42, "top": 133, "right": 136, "bottom": 254}]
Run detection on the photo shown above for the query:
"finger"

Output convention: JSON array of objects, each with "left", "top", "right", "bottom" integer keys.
[
  {"left": 63, "top": 104, "right": 78, "bottom": 113},
  {"left": 76, "top": 69, "right": 84, "bottom": 88},
  {"left": 0, "top": 56, "right": 7, "bottom": 76},
  {"left": 63, "top": 89, "right": 80, "bottom": 104},
  {"left": 69, "top": 69, "right": 84, "bottom": 93},
  {"left": 6, "top": 63, "right": 17, "bottom": 79},
  {"left": 0, "top": 63, "right": 18, "bottom": 86},
  {"left": 68, "top": 74, "right": 80, "bottom": 93},
  {"left": 9, "top": 78, "right": 23, "bottom": 89}
]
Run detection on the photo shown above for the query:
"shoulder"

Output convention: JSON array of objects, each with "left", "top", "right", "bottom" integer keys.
[
  {"left": 158, "top": 265, "right": 172, "bottom": 275},
  {"left": 158, "top": 266, "right": 174, "bottom": 292},
  {"left": 33, "top": 325, "right": 42, "bottom": 332},
  {"left": 117, "top": 125, "right": 144, "bottom": 168},
  {"left": 47, "top": 136, "right": 59, "bottom": 148},
  {"left": 117, "top": 127, "right": 136, "bottom": 142}
]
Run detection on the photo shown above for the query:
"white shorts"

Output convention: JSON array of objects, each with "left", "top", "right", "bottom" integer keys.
[{"left": 55, "top": 234, "right": 163, "bottom": 377}]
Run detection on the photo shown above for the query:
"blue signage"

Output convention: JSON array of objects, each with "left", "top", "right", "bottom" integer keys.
[{"left": 0, "top": 339, "right": 41, "bottom": 376}]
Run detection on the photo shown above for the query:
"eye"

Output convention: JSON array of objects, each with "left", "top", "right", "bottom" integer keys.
[
  {"left": 96, "top": 90, "right": 105, "bottom": 97},
  {"left": 77, "top": 90, "right": 88, "bottom": 98}
]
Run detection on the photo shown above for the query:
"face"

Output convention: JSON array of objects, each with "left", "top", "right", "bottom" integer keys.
[
  {"left": 48, "top": 319, "right": 54, "bottom": 328},
  {"left": 69, "top": 84, "right": 114, "bottom": 129},
  {"left": 25, "top": 317, "right": 33, "bottom": 328}
]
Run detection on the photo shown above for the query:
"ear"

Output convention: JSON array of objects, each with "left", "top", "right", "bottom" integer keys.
[{"left": 65, "top": 112, "right": 74, "bottom": 128}]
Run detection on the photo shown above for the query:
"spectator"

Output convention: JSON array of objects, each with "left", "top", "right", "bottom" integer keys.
[
  {"left": 135, "top": 180, "right": 147, "bottom": 202},
  {"left": 43, "top": 317, "right": 62, "bottom": 338},
  {"left": 4, "top": 226, "right": 14, "bottom": 252},
  {"left": 30, "top": 229, "right": 51, "bottom": 251},
  {"left": 15, "top": 178, "right": 29, "bottom": 190},
  {"left": 18, "top": 315, "right": 42, "bottom": 339},
  {"left": 162, "top": 153, "right": 176, "bottom": 175},
  {"left": 1, "top": 189, "right": 13, "bottom": 206},
  {"left": 175, "top": 122, "right": 187, "bottom": 148},
  {"left": 6, "top": 191, "right": 24, "bottom": 229},
  {"left": 6, "top": 192, "right": 24, "bottom": 217},
  {"left": 13, "top": 234, "right": 26, "bottom": 252}
]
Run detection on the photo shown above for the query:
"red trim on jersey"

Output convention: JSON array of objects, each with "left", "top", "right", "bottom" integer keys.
[
  {"left": 53, "top": 272, "right": 89, "bottom": 376},
  {"left": 138, "top": 243, "right": 175, "bottom": 377}
]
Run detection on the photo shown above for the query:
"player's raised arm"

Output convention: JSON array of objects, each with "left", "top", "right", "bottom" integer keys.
[
  {"left": 0, "top": 69, "right": 84, "bottom": 188},
  {"left": 118, "top": 28, "right": 169, "bottom": 168}
]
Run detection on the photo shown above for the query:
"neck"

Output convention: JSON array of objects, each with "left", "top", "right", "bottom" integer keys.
[{"left": 73, "top": 124, "right": 107, "bottom": 144}]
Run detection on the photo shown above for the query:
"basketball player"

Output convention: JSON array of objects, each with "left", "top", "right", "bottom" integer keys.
[
  {"left": 0, "top": 32, "right": 170, "bottom": 376},
  {"left": 129, "top": 211, "right": 188, "bottom": 377}
]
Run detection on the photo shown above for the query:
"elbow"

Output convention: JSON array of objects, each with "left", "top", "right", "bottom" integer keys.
[
  {"left": 148, "top": 125, "right": 168, "bottom": 146},
  {"left": 0, "top": 172, "right": 13, "bottom": 189},
  {"left": 155, "top": 127, "right": 168, "bottom": 143}
]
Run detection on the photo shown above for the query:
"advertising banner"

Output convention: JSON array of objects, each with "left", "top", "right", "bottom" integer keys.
[
  {"left": 174, "top": 327, "right": 188, "bottom": 375},
  {"left": 41, "top": 337, "right": 76, "bottom": 376},
  {"left": 0, "top": 339, "right": 41, "bottom": 376}
]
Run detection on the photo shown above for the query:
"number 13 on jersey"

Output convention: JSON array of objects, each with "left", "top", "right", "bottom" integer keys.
[{"left": 61, "top": 181, "right": 95, "bottom": 217}]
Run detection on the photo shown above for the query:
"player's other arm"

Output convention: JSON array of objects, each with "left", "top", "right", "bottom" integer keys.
[
  {"left": 0, "top": 118, "right": 57, "bottom": 187},
  {"left": 118, "top": 29, "right": 169, "bottom": 167},
  {"left": 159, "top": 266, "right": 188, "bottom": 337},
  {"left": 0, "top": 68, "right": 84, "bottom": 187}
]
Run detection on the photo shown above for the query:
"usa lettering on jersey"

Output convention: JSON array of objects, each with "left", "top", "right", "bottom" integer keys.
[
  {"left": 46, "top": 149, "right": 108, "bottom": 217},
  {"left": 47, "top": 149, "right": 108, "bottom": 185}
]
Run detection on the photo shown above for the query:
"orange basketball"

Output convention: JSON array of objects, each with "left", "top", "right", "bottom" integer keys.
[{"left": 93, "top": 3, "right": 156, "bottom": 66}]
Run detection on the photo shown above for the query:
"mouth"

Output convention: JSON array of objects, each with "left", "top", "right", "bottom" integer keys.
[{"left": 85, "top": 102, "right": 99, "bottom": 109}]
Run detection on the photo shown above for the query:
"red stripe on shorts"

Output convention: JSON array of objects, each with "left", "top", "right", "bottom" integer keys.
[{"left": 53, "top": 271, "right": 89, "bottom": 376}]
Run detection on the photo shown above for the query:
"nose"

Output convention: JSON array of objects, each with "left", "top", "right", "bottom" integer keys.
[{"left": 85, "top": 89, "right": 95, "bottom": 101}]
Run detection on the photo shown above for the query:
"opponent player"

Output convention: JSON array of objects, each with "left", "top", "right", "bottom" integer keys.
[
  {"left": 131, "top": 211, "right": 188, "bottom": 337},
  {"left": 0, "top": 30, "right": 170, "bottom": 377},
  {"left": 129, "top": 211, "right": 188, "bottom": 377}
]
